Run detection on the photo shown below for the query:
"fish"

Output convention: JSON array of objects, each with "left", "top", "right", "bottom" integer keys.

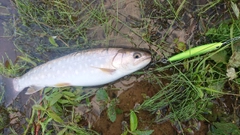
[{"left": 2, "top": 48, "right": 152, "bottom": 106}]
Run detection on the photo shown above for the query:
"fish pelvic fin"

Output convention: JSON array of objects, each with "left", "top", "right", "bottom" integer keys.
[
  {"left": 25, "top": 86, "right": 44, "bottom": 95},
  {"left": 1, "top": 76, "right": 21, "bottom": 107}
]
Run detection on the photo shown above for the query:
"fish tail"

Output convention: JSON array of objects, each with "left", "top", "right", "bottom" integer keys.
[{"left": 1, "top": 76, "right": 21, "bottom": 107}]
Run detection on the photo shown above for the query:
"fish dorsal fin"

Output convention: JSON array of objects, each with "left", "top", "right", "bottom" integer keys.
[
  {"left": 91, "top": 66, "right": 116, "bottom": 74},
  {"left": 25, "top": 86, "right": 44, "bottom": 95}
]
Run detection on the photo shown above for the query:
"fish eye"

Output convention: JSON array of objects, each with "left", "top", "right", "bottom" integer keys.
[{"left": 133, "top": 52, "right": 142, "bottom": 59}]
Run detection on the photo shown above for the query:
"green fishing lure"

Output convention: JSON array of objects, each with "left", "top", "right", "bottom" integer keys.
[
  {"left": 168, "top": 42, "right": 222, "bottom": 62},
  {"left": 168, "top": 36, "right": 240, "bottom": 62}
]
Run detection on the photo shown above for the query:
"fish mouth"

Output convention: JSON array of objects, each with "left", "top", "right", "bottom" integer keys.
[
  {"left": 135, "top": 55, "right": 152, "bottom": 66},
  {"left": 143, "top": 56, "right": 152, "bottom": 62}
]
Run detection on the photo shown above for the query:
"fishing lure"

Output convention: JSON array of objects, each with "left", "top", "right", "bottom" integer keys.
[{"left": 168, "top": 36, "right": 240, "bottom": 62}]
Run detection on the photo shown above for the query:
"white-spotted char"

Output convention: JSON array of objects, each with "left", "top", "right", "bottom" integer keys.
[{"left": 3, "top": 48, "right": 152, "bottom": 106}]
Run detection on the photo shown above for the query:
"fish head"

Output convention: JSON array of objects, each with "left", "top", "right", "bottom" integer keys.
[{"left": 112, "top": 48, "right": 152, "bottom": 72}]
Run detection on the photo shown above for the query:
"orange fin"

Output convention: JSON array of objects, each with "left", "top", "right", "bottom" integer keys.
[
  {"left": 91, "top": 66, "right": 116, "bottom": 74},
  {"left": 54, "top": 83, "right": 71, "bottom": 87}
]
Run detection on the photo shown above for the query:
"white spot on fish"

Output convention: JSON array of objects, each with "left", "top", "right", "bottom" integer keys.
[
  {"left": 34, "top": 76, "right": 38, "bottom": 80},
  {"left": 56, "top": 70, "right": 60, "bottom": 74},
  {"left": 40, "top": 75, "right": 45, "bottom": 79},
  {"left": 47, "top": 73, "right": 51, "bottom": 78},
  {"left": 47, "top": 64, "right": 51, "bottom": 69},
  {"left": 44, "top": 68, "right": 47, "bottom": 72},
  {"left": 75, "top": 70, "right": 79, "bottom": 74}
]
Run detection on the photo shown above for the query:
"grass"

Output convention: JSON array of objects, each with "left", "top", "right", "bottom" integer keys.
[
  {"left": 140, "top": 52, "right": 228, "bottom": 122},
  {"left": 22, "top": 87, "right": 97, "bottom": 135},
  {"left": 138, "top": 0, "right": 240, "bottom": 134},
  {"left": 1, "top": 0, "right": 240, "bottom": 134}
]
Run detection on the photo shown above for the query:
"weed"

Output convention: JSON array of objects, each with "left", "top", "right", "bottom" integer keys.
[
  {"left": 23, "top": 87, "right": 97, "bottom": 134},
  {"left": 96, "top": 88, "right": 120, "bottom": 122},
  {"left": 121, "top": 110, "right": 154, "bottom": 135}
]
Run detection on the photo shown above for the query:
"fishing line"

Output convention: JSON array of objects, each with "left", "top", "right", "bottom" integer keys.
[{"left": 221, "top": 36, "right": 240, "bottom": 46}]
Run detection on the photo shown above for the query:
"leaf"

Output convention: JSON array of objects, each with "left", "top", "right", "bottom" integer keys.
[
  {"left": 57, "top": 127, "right": 68, "bottom": 135},
  {"left": 58, "top": 99, "right": 75, "bottom": 105},
  {"left": 210, "top": 50, "right": 228, "bottom": 64},
  {"left": 48, "top": 36, "right": 58, "bottom": 47},
  {"left": 130, "top": 110, "right": 138, "bottom": 132},
  {"left": 121, "top": 131, "right": 128, "bottom": 135},
  {"left": 231, "top": 1, "right": 239, "bottom": 19},
  {"left": 174, "top": 38, "right": 186, "bottom": 51},
  {"left": 44, "top": 87, "right": 54, "bottom": 94},
  {"left": 18, "top": 56, "right": 37, "bottom": 66},
  {"left": 96, "top": 89, "right": 109, "bottom": 102},
  {"left": 211, "top": 122, "right": 240, "bottom": 135},
  {"left": 226, "top": 67, "right": 237, "bottom": 80},
  {"left": 32, "top": 104, "right": 46, "bottom": 111},
  {"left": 48, "top": 93, "right": 63, "bottom": 106},
  {"left": 229, "top": 51, "right": 240, "bottom": 68},
  {"left": 133, "top": 130, "right": 154, "bottom": 135},
  {"left": 177, "top": 41, "right": 186, "bottom": 51},
  {"left": 47, "top": 110, "right": 64, "bottom": 123},
  {"left": 62, "top": 91, "right": 75, "bottom": 98},
  {"left": 196, "top": 88, "right": 204, "bottom": 98},
  {"left": 45, "top": 130, "right": 54, "bottom": 135},
  {"left": 107, "top": 100, "right": 116, "bottom": 122},
  {"left": 39, "top": 117, "right": 53, "bottom": 133},
  {"left": 208, "top": 81, "right": 225, "bottom": 94}
]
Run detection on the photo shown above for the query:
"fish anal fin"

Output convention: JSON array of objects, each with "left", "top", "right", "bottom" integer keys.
[
  {"left": 54, "top": 83, "right": 71, "bottom": 87},
  {"left": 91, "top": 66, "right": 116, "bottom": 74},
  {"left": 25, "top": 86, "right": 44, "bottom": 95}
]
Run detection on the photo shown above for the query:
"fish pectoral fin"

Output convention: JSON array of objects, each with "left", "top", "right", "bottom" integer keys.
[
  {"left": 91, "top": 66, "right": 116, "bottom": 74},
  {"left": 25, "top": 86, "right": 44, "bottom": 95}
]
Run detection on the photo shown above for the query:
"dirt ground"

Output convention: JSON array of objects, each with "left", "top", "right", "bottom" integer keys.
[{"left": 92, "top": 81, "right": 208, "bottom": 135}]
